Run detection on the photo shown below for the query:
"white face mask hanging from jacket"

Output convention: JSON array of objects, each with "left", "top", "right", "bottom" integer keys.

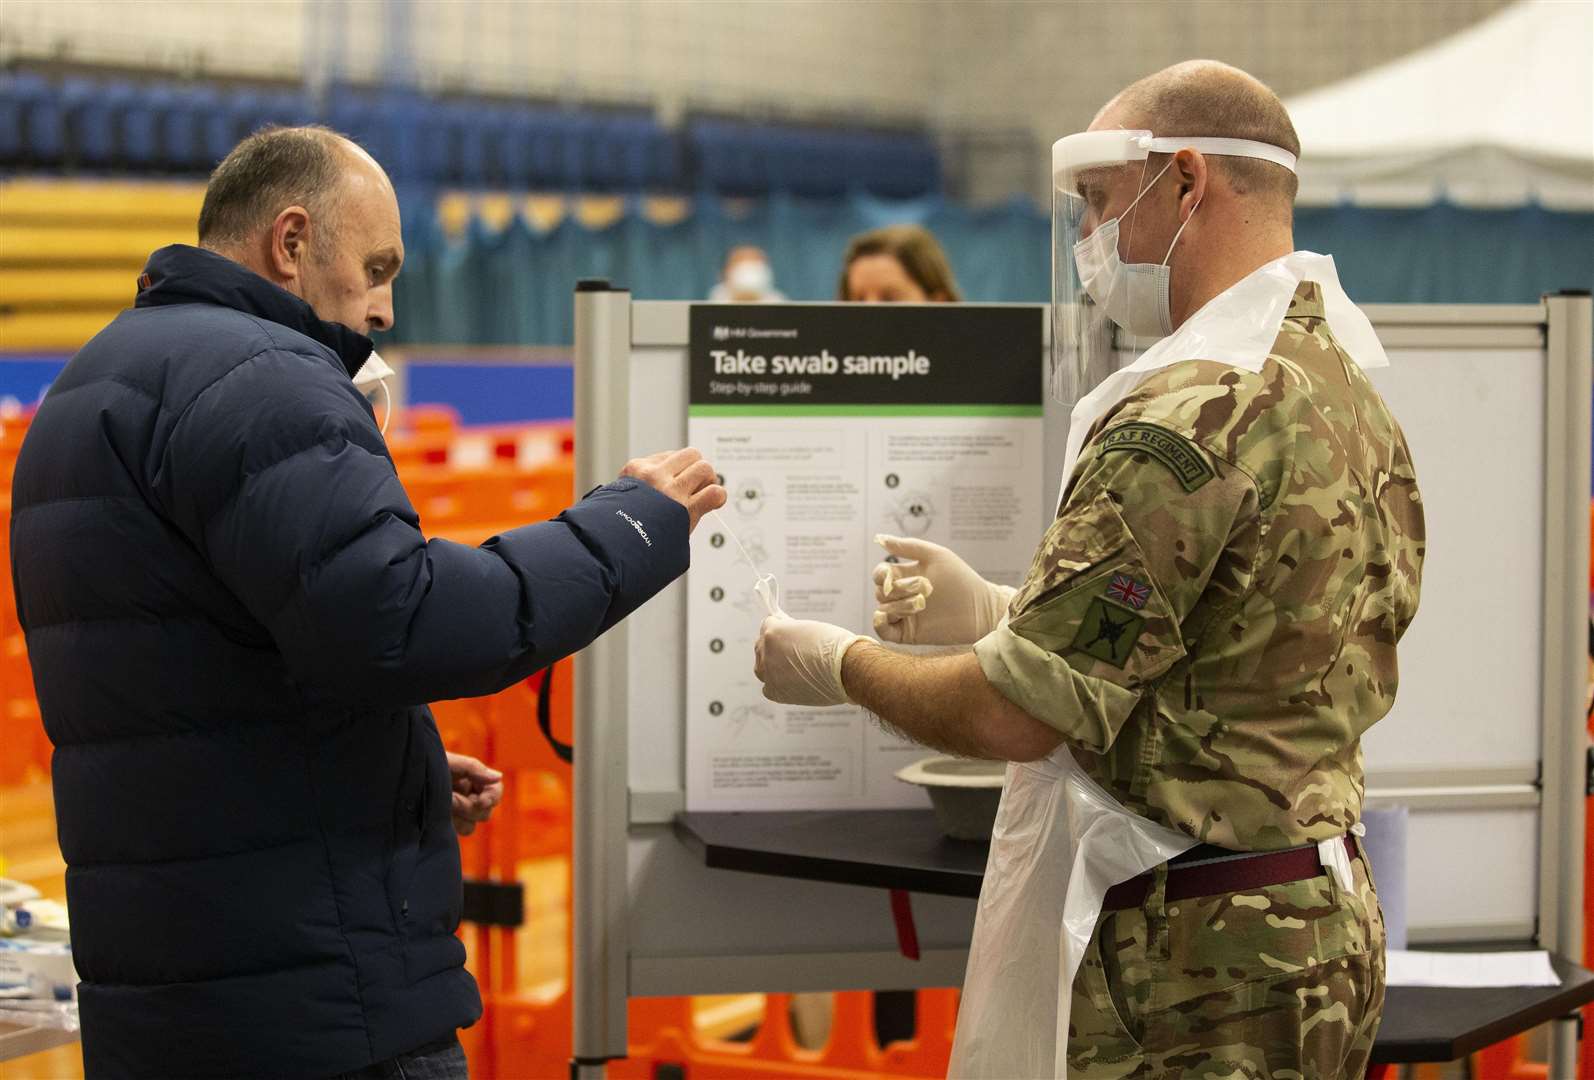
[{"left": 352, "top": 351, "right": 395, "bottom": 436}]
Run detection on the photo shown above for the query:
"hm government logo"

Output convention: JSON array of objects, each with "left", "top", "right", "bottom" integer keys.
[{"left": 712, "top": 325, "right": 732, "bottom": 341}]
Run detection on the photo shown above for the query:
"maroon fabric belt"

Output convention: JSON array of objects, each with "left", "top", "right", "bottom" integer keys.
[{"left": 1101, "top": 835, "right": 1357, "bottom": 911}]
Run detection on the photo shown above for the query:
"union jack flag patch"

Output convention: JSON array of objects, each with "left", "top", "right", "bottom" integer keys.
[{"left": 1105, "top": 573, "right": 1150, "bottom": 610}]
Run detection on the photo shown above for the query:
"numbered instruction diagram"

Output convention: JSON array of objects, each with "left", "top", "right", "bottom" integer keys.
[{"left": 686, "top": 304, "right": 1045, "bottom": 811}]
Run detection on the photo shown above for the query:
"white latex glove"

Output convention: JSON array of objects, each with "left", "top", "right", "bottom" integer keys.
[
  {"left": 871, "top": 534, "right": 1016, "bottom": 645},
  {"left": 755, "top": 614, "right": 863, "bottom": 706}
]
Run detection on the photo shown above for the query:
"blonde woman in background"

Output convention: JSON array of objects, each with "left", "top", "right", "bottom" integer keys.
[{"left": 838, "top": 223, "right": 962, "bottom": 303}]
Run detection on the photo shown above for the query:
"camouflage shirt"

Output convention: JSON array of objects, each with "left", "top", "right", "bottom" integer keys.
[{"left": 975, "top": 282, "right": 1425, "bottom": 850}]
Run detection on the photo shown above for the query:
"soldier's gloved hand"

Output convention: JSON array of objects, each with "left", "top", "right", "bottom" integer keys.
[
  {"left": 755, "top": 614, "right": 863, "bottom": 706},
  {"left": 871, "top": 534, "right": 1016, "bottom": 646}
]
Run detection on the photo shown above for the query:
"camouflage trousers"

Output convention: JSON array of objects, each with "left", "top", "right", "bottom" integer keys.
[{"left": 1067, "top": 844, "right": 1386, "bottom": 1079}]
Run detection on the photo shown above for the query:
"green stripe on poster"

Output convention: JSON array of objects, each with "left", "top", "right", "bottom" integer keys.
[{"left": 688, "top": 404, "right": 1044, "bottom": 418}]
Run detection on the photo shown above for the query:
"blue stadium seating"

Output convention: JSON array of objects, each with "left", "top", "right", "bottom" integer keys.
[
  {"left": 238, "top": 90, "right": 313, "bottom": 140},
  {"left": 324, "top": 90, "right": 374, "bottom": 160},
  {"left": 120, "top": 83, "right": 164, "bottom": 168},
  {"left": 477, "top": 106, "right": 516, "bottom": 187},
  {"left": 61, "top": 77, "right": 114, "bottom": 167},
  {"left": 497, "top": 108, "right": 535, "bottom": 188},
  {"left": 519, "top": 110, "right": 586, "bottom": 190},
  {"left": 648, "top": 124, "right": 683, "bottom": 189},
  {"left": 201, "top": 90, "right": 244, "bottom": 166},
  {"left": 162, "top": 83, "right": 219, "bottom": 171},
  {"left": 433, "top": 99, "right": 490, "bottom": 186},
  {"left": 586, "top": 116, "right": 642, "bottom": 191},
  {"left": 0, "top": 73, "right": 37, "bottom": 161},
  {"left": 0, "top": 72, "right": 940, "bottom": 197},
  {"left": 20, "top": 73, "right": 67, "bottom": 164}
]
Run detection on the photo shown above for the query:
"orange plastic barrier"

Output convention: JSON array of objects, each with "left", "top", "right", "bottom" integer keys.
[
  {"left": 405, "top": 404, "right": 461, "bottom": 437},
  {"left": 1, "top": 411, "right": 49, "bottom": 784},
  {"left": 387, "top": 408, "right": 572, "bottom": 476},
  {"left": 0, "top": 632, "right": 46, "bottom": 786},
  {"left": 0, "top": 420, "right": 25, "bottom": 494},
  {"left": 1474, "top": 1041, "right": 1550, "bottom": 1079},
  {"left": 430, "top": 670, "right": 575, "bottom": 1076},
  {"left": 613, "top": 991, "right": 958, "bottom": 1079},
  {"left": 404, "top": 460, "right": 576, "bottom": 540}
]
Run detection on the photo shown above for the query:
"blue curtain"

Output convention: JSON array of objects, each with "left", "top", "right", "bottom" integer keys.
[
  {"left": 1295, "top": 203, "right": 1594, "bottom": 305},
  {"left": 382, "top": 194, "right": 1594, "bottom": 347}
]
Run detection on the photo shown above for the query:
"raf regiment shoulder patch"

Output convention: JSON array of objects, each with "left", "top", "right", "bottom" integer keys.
[
  {"left": 1099, "top": 422, "right": 1214, "bottom": 492},
  {"left": 1071, "top": 596, "right": 1145, "bottom": 668}
]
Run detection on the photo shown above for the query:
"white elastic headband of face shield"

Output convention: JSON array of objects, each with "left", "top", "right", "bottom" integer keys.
[{"left": 1051, "top": 129, "right": 1298, "bottom": 194}]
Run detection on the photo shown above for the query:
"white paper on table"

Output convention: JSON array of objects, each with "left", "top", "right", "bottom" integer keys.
[{"left": 1385, "top": 949, "right": 1560, "bottom": 988}]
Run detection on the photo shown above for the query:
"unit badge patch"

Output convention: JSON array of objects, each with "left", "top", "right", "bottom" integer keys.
[{"left": 1071, "top": 597, "right": 1145, "bottom": 668}]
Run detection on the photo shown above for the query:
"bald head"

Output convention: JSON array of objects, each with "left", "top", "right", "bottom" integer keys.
[
  {"left": 198, "top": 125, "right": 388, "bottom": 251},
  {"left": 198, "top": 125, "right": 403, "bottom": 336},
  {"left": 1096, "top": 60, "right": 1300, "bottom": 210}
]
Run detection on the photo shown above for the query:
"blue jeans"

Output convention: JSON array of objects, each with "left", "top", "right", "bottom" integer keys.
[{"left": 328, "top": 1036, "right": 468, "bottom": 1080}]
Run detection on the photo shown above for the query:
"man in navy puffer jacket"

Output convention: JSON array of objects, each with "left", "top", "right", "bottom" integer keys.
[{"left": 8, "top": 127, "right": 724, "bottom": 1078}]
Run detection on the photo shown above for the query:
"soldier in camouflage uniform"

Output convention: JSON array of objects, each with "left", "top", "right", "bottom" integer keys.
[
  {"left": 754, "top": 60, "right": 1424, "bottom": 1078},
  {"left": 983, "top": 278, "right": 1423, "bottom": 1077},
  {"left": 987, "top": 284, "right": 1424, "bottom": 855}
]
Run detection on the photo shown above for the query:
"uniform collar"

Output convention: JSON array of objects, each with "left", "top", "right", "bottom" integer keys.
[
  {"left": 133, "top": 244, "right": 373, "bottom": 377},
  {"left": 1285, "top": 280, "right": 1327, "bottom": 321},
  {"left": 1057, "top": 252, "right": 1388, "bottom": 504}
]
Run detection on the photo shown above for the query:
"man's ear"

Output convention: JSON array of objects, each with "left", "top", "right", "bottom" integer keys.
[
  {"left": 269, "top": 206, "right": 312, "bottom": 282},
  {"left": 1174, "top": 149, "right": 1208, "bottom": 221}
]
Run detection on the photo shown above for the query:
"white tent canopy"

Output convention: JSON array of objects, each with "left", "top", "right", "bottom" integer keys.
[{"left": 1285, "top": 0, "right": 1594, "bottom": 210}]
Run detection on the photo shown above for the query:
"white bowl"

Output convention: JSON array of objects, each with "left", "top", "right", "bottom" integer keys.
[{"left": 895, "top": 755, "right": 1006, "bottom": 840}]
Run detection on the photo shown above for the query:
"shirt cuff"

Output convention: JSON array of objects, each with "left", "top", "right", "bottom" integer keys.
[{"left": 973, "top": 624, "right": 1140, "bottom": 752}]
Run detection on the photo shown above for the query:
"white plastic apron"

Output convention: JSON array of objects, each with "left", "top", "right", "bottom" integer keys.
[
  {"left": 948, "top": 252, "right": 1390, "bottom": 1079},
  {"left": 949, "top": 749, "right": 1194, "bottom": 1078}
]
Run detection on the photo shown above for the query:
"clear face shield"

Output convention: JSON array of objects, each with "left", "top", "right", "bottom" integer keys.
[
  {"left": 1050, "top": 129, "right": 1300, "bottom": 405},
  {"left": 1051, "top": 132, "right": 1152, "bottom": 406}
]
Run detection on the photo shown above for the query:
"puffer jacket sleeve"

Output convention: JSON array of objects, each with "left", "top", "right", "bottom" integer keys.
[{"left": 151, "top": 346, "right": 688, "bottom": 707}]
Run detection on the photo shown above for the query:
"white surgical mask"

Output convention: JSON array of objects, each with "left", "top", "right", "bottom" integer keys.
[
  {"left": 1072, "top": 160, "right": 1199, "bottom": 339},
  {"left": 727, "top": 259, "right": 774, "bottom": 299},
  {"left": 352, "top": 350, "right": 395, "bottom": 436}
]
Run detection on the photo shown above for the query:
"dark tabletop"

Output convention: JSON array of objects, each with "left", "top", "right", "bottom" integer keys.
[
  {"left": 1371, "top": 952, "right": 1594, "bottom": 1063},
  {"left": 674, "top": 809, "right": 986, "bottom": 897},
  {"left": 675, "top": 809, "right": 1594, "bottom": 1063}
]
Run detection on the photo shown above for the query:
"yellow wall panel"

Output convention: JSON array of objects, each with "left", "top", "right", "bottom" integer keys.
[
  {"left": 0, "top": 227, "right": 194, "bottom": 268},
  {"left": 0, "top": 180, "right": 205, "bottom": 228},
  {"left": 0, "top": 269, "right": 138, "bottom": 309},
  {"left": 0, "top": 309, "right": 123, "bottom": 351}
]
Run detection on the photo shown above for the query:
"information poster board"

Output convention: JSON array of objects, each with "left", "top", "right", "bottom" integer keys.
[{"left": 684, "top": 304, "right": 1045, "bottom": 810}]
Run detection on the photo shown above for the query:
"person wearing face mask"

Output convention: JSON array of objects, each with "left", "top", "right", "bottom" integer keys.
[
  {"left": 837, "top": 223, "right": 962, "bottom": 303},
  {"left": 8, "top": 126, "right": 725, "bottom": 1079},
  {"left": 754, "top": 61, "right": 1423, "bottom": 1078},
  {"left": 708, "top": 245, "right": 786, "bottom": 303}
]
